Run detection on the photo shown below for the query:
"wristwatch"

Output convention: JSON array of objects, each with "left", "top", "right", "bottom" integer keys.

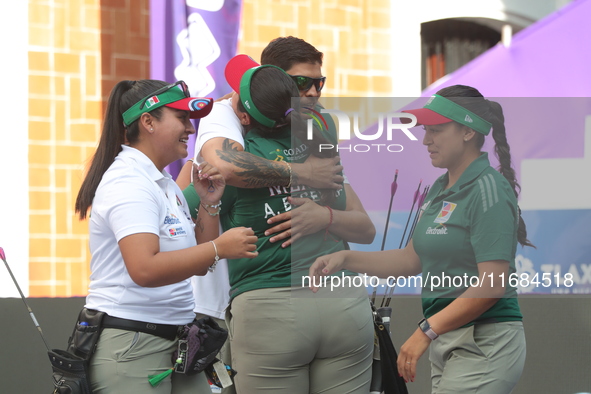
[{"left": 418, "top": 318, "right": 439, "bottom": 340}]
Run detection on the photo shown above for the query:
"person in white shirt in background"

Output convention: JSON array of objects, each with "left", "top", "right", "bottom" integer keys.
[{"left": 175, "top": 37, "right": 364, "bottom": 393}]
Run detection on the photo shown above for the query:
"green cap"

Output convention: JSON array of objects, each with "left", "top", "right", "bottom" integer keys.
[
  {"left": 403, "top": 94, "right": 492, "bottom": 135},
  {"left": 122, "top": 81, "right": 213, "bottom": 126},
  {"left": 224, "top": 54, "right": 287, "bottom": 128}
]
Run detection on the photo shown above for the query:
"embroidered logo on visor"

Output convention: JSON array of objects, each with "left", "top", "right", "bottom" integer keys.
[
  {"left": 145, "top": 96, "right": 160, "bottom": 108},
  {"left": 189, "top": 98, "right": 211, "bottom": 111}
]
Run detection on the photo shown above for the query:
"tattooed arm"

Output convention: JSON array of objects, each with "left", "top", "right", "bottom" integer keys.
[
  {"left": 214, "top": 137, "right": 292, "bottom": 188},
  {"left": 201, "top": 137, "right": 344, "bottom": 189}
]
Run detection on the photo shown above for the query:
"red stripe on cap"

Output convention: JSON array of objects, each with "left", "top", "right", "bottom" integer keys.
[
  {"left": 401, "top": 108, "right": 452, "bottom": 126},
  {"left": 165, "top": 97, "right": 213, "bottom": 119},
  {"left": 225, "top": 54, "right": 261, "bottom": 93}
]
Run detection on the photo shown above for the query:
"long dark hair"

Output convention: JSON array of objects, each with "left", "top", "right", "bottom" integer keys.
[
  {"left": 75, "top": 80, "right": 167, "bottom": 219},
  {"left": 437, "top": 84, "right": 534, "bottom": 247},
  {"left": 237, "top": 67, "right": 337, "bottom": 203}
]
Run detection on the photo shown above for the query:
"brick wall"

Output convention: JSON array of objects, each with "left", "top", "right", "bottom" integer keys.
[
  {"left": 238, "top": 0, "right": 392, "bottom": 96},
  {"left": 27, "top": 0, "right": 389, "bottom": 297},
  {"left": 100, "top": 0, "right": 151, "bottom": 104},
  {"left": 28, "top": 0, "right": 150, "bottom": 296}
]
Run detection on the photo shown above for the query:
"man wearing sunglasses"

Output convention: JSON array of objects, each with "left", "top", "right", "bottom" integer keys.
[
  {"left": 178, "top": 36, "right": 341, "bottom": 217},
  {"left": 176, "top": 38, "right": 370, "bottom": 394},
  {"left": 261, "top": 36, "right": 326, "bottom": 108}
]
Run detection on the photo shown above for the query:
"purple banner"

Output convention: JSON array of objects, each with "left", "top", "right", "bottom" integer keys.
[
  {"left": 150, "top": 0, "right": 242, "bottom": 177},
  {"left": 423, "top": 0, "right": 591, "bottom": 98},
  {"left": 322, "top": 96, "right": 591, "bottom": 296},
  {"left": 331, "top": 97, "right": 589, "bottom": 213}
]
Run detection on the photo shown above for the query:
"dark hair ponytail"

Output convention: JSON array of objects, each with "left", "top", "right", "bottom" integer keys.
[
  {"left": 437, "top": 85, "right": 534, "bottom": 247},
  {"left": 487, "top": 100, "right": 534, "bottom": 248},
  {"left": 238, "top": 67, "right": 299, "bottom": 136},
  {"left": 239, "top": 67, "right": 335, "bottom": 156},
  {"left": 75, "top": 79, "right": 167, "bottom": 219},
  {"left": 239, "top": 67, "right": 337, "bottom": 204}
]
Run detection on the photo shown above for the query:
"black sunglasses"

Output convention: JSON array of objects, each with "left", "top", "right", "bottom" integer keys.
[
  {"left": 289, "top": 75, "right": 326, "bottom": 93},
  {"left": 139, "top": 80, "right": 190, "bottom": 109}
]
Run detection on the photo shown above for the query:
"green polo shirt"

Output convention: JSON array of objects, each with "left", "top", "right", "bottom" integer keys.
[
  {"left": 412, "top": 153, "right": 522, "bottom": 323},
  {"left": 184, "top": 109, "right": 354, "bottom": 300}
]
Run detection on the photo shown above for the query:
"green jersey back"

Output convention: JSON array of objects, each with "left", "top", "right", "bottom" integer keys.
[
  {"left": 183, "top": 109, "right": 358, "bottom": 300},
  {"left": 222, "top": 125, "right": 349, "bottom": 299}
]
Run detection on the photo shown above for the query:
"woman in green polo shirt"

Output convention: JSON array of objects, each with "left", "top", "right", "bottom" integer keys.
[
  {"left": 184, "top": 55, "right": 376, "bottom": 393},
  {"left": 309, "top": 85, "right": 532, "bottom": 393}
]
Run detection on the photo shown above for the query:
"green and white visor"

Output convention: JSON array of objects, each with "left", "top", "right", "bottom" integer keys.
[
  {"left": 224, "top": 54, "right": 287, "bottom": 128},
  {"left": 122, "top": 81, "right": 213, "bottom": 126},
  {"left": 402, "top": 94, "right": 492, "bottom": 135}
]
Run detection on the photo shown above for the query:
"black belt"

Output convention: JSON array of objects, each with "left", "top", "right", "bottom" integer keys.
[{"left": 102, "top": 315, "right": 179, "bottom": 341}]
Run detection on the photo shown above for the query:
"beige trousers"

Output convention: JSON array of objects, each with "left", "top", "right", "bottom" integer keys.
[
  {"left": 227, "top": 285, "right": 374, "bottom": 394},
  {"left": 430, "top": 321, "right": 526, "bottom": 394},
  {"left": 90, "top": 328, "right": 211, "bottom": 394}
]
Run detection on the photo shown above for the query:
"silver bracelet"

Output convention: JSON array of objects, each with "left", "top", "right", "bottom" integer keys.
[
  {"left": 202, "top": 201, "right": 222, "bottom": 209},
  {"left": 199, "top": 200, "right": 222, "bottom": 216},
  {"left": 208, "top": 240, "right": 220, "bottom": 272}
]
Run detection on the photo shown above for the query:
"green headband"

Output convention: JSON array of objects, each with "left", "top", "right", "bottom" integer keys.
[
  {"left": 122, "top": 85, "right": 187, "bottom": 126},
  {"left": 239, "top": 65, "right": 286, "bottom": 128},
  {"left": 424, "top": 94, "right": 492, "bottom": 135}
]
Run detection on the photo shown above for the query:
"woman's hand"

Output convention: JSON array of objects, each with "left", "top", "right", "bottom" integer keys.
[
  {"left": 265, "top": 197, "right": 330, "bottom": 247},
  {"left": 308, "top": 250, "right": 349, "bottom": 292},
  {"left": 397, "top": 328, "right": 431, "bottom": 383},
  {"left": 265, "top": 210, "right": 293, "bottom": 247},
  {"left": 214, "top": 227, "right": 258, "bottom": 260},
  {"left": 192, "top": 161, "right": 225, "bottom": 205}
]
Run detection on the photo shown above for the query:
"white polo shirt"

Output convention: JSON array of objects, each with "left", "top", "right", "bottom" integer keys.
[
  {"left": 192, "top": 97, "right": 243, "bottom": 319},
  {"left": 86, "top": 145, "right": 196, "bottom": 325},
  {"left": 194, "top": 98, "right": 244, "bottom": 164}
]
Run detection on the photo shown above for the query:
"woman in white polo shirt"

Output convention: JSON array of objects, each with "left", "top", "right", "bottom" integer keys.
[{"left": 74, "top": 79, "right": 258, "bottom": 394}]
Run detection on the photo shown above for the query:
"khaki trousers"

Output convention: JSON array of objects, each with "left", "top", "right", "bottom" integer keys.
[
  {"left": 430, "top": 321, "right": 526, "bottom": 394},
  {"left": 227, "top": 285, "right": 374, "bottom": 394},
  {"left": 90, "top": 328, "right": 211, "bottom": 394}
]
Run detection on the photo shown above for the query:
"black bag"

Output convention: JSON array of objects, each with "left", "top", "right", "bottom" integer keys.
[
  {"left": 173, "top": 316, "right": 228, "bottom": 375},
  {"left": 67, "top": 309, "right": 105, "bottom": 360},
  {"left": 50, "top": 308, "right": 105, "bottom": 394},
  {"left": 373, "top": 310, "right": 409, "bottom": 394},
  {"left": 204, "top": 358, "right": 237, "bottom": 388},
  {"left": 49, "top": 349, "right": 92, "bottom": 394},
  {"left": 2, "top": 250, "right": 99, "bottom": 394}
]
